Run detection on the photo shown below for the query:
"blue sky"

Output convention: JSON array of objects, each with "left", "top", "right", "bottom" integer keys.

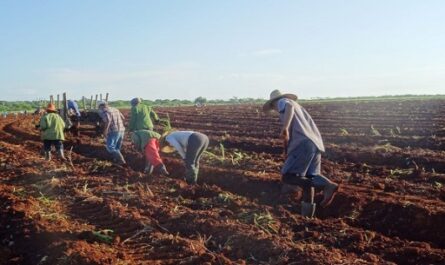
[{"left": 1, "top": 0, "right": 444, "bottom": 101}]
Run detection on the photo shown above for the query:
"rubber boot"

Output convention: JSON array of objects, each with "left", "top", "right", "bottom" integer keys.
[
  {"left": 320, "top": 182, "right": 339, "bottom": 207},
  {"left": 154, "top": 164, "right": 169, "bottom": 176},
  {"left": 57, "top": 149, "right": 66, "bottom": 161},
  {"left": 114, "top": 152, "right": 127, "bottom": 165},
  {"left": 301, "top": 202, "right": 316, "bottom": 218},
  {"left": 144, "top": 161, "right": 154, "bottom": 175},
  {"left": 184, "top": 166, "right": 197, "bottom": 185},
  {"left": 44, "top": 151, "right": 51, "bottom": 161}
]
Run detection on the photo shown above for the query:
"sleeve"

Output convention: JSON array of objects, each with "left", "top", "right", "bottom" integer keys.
[
  {"left": 129, "top": 107, "right": 136, "bottom": 131},
  {"left": 166, "top": 135, "right": 186, "bottom": 159},
  {"left": 73, "top": 102, "right": 81, "bottom": 117},
  {"left": 59, "top": 115, "right": 66, "bottom": 128},
  {"left": 150, "top": 108, "right": 159, "bottom": 121},
  {"left": 39, "top": 116, "right": 48, "bottom": 131},
  {"left": 277, "top": 99, "right": 288, "bottom": 113}
]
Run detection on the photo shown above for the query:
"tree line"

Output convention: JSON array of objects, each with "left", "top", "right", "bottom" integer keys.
[{"left": 0, "top": 97, "right": 267, "bottom": 112}]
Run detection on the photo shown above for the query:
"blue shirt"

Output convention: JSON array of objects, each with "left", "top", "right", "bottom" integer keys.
[{"left": 67, "top": 100, "right": 81, "bottom": 117}]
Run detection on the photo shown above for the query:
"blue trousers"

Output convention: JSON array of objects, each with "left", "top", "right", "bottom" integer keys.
[
  {"left": 281, "top": 140, "right": 331, "bottom": 202},
  {"left": 106, "top": 131, "right": 124, "bottom": 156}
]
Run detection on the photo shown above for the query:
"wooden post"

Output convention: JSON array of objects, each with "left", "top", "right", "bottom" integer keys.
[
  {"left": 100, "top": 94, "right": 103, "bottom": 101},
  {"left": 82, "top": 96, "right": 87, "bottom": 111},
  {"left": 95, "top": 94, "right": 98, "bottom": 109},
  {"left": 57, "top": 95, "right": 60, "bottom": 109},
  {"left": 105, "top": 93, "right": 109, "bottom": 103},
  {"left": 50, "top": 95, "right": 54, "bottom": 104},
  {"left": 89, "top": 95, "right": 93, "bottom": 110},
  {"left": 63, "top": 93, "right": 68, "bottom": 121}
]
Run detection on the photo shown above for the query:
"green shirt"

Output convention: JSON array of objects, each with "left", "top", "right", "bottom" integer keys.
[
  {"left": 131, "top": 130, "right": 161, "bottom": 152},
  {"left": 40, "top": 113, "right": 66, "bottom": 141},
  {"left": 129, "top": 104, "right": 159, "bottom": 132}
]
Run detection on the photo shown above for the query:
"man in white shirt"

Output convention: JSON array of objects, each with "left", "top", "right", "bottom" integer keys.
[
  {"left": 263, "top": 90, "right": 339, "bottom": 218},
  {"left": 163, "top": 131, "right": 209, "bottom": 184}
]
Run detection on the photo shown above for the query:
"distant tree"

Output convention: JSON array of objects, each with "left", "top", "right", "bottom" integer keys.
[{"left": 194, "top": 97, "right": 207, "bottom": 105}]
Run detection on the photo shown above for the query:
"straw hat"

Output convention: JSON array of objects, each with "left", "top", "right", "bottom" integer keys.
[
  {"left": 262, "top": 89, "right": 298, "bottom": 112},
  {"left": 46, "top": 103, "right": 56, "bottom": 112},
  {"left": 159, "top": 131, "right": 176, "bottom": 154}
]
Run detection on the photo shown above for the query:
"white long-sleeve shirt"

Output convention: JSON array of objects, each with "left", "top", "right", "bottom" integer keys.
[{"left": 165, "top": 131, "right": 194, "bottom": 159}]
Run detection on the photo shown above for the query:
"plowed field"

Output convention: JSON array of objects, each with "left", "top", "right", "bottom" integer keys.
[{"left": 1, "top": 99, "right": 445, "bottom": 264}]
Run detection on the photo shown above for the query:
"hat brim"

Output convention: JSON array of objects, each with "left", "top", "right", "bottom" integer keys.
[
  {"left": 160, "top": 145, "right": 176, "bottom": 154},
  {"left": 262, "top": 93, "right": 298, "bottom": 112}
]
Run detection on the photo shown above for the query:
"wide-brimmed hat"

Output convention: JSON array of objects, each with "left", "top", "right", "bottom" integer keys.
[
  {"left": 46, "top": 103, "right": 56, "bottom": 112},
  {"left": 159, "top": 131, "right": 176, "bottom": 154},
  {"left": 262, "top": 89, "right": 298, "bottom": 112}
]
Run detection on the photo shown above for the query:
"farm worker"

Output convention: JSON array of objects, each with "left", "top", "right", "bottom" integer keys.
[
  {"left": 39, "top": 103, "right": 66, "bottom": 161},
  {"left": 161, "top": 131, "right": 209, "bottom": 185},
  {"left": 263, "top": 90, "right": 339, "bottom": 218},
  {"left": 98, "top": 101, "right": 127, "bottom": 165},
  {"left": 129, "top": 97, "right": 159, "bottom": 132},
  {"left": 67, "top": 99, "right": 81, "bottom": 136},
  {"left": 131, "top": 130, "right": 169, "bottom": 175},
  {"left": 67, "top": 100, "right": 81, "bottom": 117}
]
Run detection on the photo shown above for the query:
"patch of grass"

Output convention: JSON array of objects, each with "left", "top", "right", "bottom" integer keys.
[
  {"left": 92, "top": 229, "right": 114, "bottom": 244},
  {"left": 216, "top": 192, "right": 234, "bottom": 204},
  {"left": 237, "top": 210, "right": 279, "bottom": 234},
  {"left": 12, "top": 187, "right": 27, "bottom": 198},
  {"left": 89, "top": 159, "right": 113, "bottom": 173},
  {"left": 370, "top": 125, "right": 381, "bottom": 136},
  {"left": 339, "top": 128, "right": 349, "bottom": 136},
  {"left": 373, "top": 143, "right": 401, "bottom": 153}
]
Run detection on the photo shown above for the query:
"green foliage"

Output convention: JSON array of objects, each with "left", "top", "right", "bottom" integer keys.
[
  {"left": 92, "top": 229, "right": 114, "bottom": 244},
  {"left": 0, "top": 100, "right": 42, "bottom": 112},
  {"left": 194, "top": 96, "right": 207, "bottom": 105}
]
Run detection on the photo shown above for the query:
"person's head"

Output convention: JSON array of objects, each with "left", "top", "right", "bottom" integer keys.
[
  {"left": 46, "top": 103, "right": 57, "bottom": 113},
  {"left": 262, "top": 89, "right": 298, "bottom": 112},
  {"left": 130, "top": 97, "right": 142, "bottom": 107},
  {"left": 98, "top": 101, "right": 108, "bottom": 110}
]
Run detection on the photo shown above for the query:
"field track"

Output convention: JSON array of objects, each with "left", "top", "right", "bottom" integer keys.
[{"left": 1, "top": 99, "right": 445, "bottom": 264}]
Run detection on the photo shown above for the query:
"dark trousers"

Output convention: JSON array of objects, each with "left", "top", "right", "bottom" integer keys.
[
  {"left": 184, "top": 132, "right": 209, "bottom": 184},
  {"left": 43, "top": 140, "right": 63, "bottom": 152}
]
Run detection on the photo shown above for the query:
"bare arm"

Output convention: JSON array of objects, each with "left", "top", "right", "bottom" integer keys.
[{"left": 281, "top": 103, "right": 293, "bottom": 143}]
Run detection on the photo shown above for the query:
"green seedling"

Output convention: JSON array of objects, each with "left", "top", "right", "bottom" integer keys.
[
  {"left": 82, "top": 181, "right": 89, "bottom": 193},
  {"left": 89, "top": 159, "right": 113, "bottom": 173},
  {"left": 92, "top": 229, "right": 114, "bottom": 244},
  {"left": 370, "top": 125, "right": 381, "bottom": 136},
  {"left": 237, "top": 210, "right": 278, "bottom": 234},
  {"left": 217, "top": 192, "right": 234, "bottom": 204},
  {"left": 433, "top": 181, "right": 443, "bottom": 189},
  {"left": 219, "top": 143, "right": 225, "bottom": 160},
  {"left": 38, "top": 192, "right": 53, "bottom": 207},
  {"left": 339, "top": 128, "right": 349, "bottom": 136}
]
